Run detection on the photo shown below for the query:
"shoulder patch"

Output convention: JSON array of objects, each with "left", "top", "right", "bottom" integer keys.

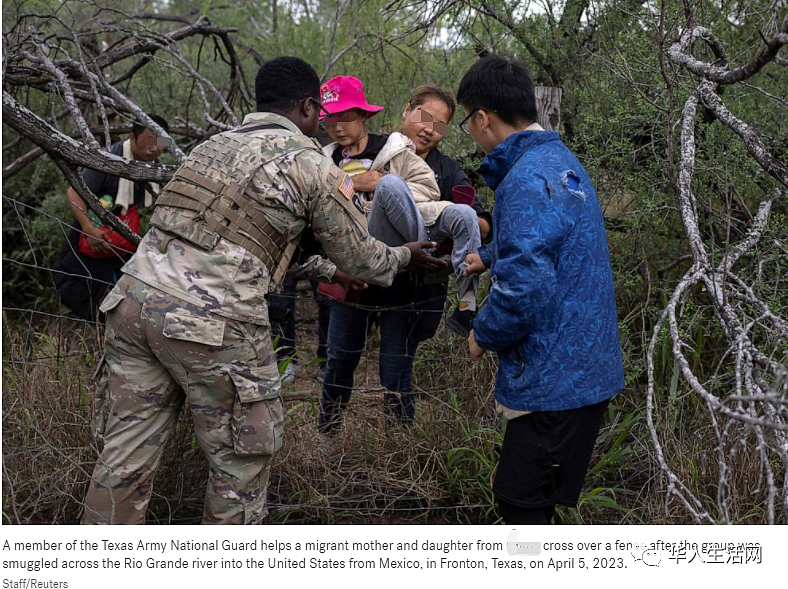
[{"left": 336, "top": 172, "right": 355, "bottom": 200}]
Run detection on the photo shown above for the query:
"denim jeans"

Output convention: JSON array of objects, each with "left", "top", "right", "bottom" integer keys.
[
  {"left": 367, "top": 174, "right": 428, "bottom": 245},
  {"left": 426, "top": 203, "right": 481, "bottom": 271},
  {"left": 425, "top": 203, "right": 480, "bottom": 304},
  {"left": 368, "top": 175, "right": 479, "bottom": 300},
  {"left": 320, "top": 178, "right": 423, "bottom": 432},
  {"left": 319, "top": 301, "right": 419, "bottom": 432}
]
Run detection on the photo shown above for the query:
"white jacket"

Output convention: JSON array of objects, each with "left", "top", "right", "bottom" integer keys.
[{"left": 323, "top": 132, "right": 451, "bottom": 226}]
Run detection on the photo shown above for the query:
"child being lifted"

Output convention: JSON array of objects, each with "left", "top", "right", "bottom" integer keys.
[{"left": 320, "top": 75, "right": 481, "bottom": 335}]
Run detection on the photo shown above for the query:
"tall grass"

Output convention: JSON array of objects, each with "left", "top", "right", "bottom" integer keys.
[{"left": 2, "top": 291, "right": 781, "bottom": 524}]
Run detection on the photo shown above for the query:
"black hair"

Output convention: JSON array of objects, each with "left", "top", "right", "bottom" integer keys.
[
  {"left": 255, "top": 56, "right": 320, "bottom": 112},
  {"left": 131, "top": 114, "right": 169, "bottom": 137},
  {"left": 456, "top": 55, "right": 537, "bottom": 126}
]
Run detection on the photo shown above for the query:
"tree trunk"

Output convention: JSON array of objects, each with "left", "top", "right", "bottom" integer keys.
[{"left": 535, "top": 86, "right": 562, "bottom": 133}]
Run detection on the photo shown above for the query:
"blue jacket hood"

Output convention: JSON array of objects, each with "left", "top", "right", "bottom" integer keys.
[{"left": 479, "top": 130, "right": 561, "bottom": 190}]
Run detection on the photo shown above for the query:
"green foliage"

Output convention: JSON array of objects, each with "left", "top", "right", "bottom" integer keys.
[
  {"left": 440, "top": 390, "right": 501, "bottom": 523},
  {"left": 2, "top": 0, "right": 786, "bottom": 524},
  {"left": 3, "top": 190, "right": 72, "bottom": 311}
]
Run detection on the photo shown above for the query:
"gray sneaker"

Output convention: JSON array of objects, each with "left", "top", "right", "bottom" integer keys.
[{"left": 280, "top": 361, "right": 297, "bottom": 385}]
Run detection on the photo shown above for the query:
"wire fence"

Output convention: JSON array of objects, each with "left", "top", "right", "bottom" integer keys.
[{"left": 2, "top": 192, "right": 504, "bottom": 524}]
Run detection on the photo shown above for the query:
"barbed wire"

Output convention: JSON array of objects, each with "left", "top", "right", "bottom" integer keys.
[{"left": 2, "top": 193, "right": 503, "bottom": 524}]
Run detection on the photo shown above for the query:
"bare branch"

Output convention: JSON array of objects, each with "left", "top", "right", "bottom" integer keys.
[
  {"left": 2, "top": 147, "right": 45, "bottom": 180},
  {"left": 478, "top": 0, "right": 559, "bottom": 85},
  {"left": 27, "top": 48, "right": 100, "bottom": 150},
  {"left": 648, "top": 11, "right": 788, "bottom": 524},
  {"left": 668, "top": 16, "right": 788, "bottom": 84},
  {"left": 697, "top": 80, "right": 788, "bottom": 187},
  {"left": 2, "top": 90, "right": 176, "bottom": 183},
  {"left": 51, "top": 155, "right": 140, "bottom": 246},
  {"left": 322, "top": 35, "right": 363, "bottom": 82}
]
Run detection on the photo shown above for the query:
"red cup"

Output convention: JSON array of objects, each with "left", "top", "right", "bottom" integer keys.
[{"left": 452, "top": 185, "right": 476, "bottom": 206}]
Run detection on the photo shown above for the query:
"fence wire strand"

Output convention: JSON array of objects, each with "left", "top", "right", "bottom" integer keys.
[{"left": 2, "top": 193, "right": 503, "bottom": 524}]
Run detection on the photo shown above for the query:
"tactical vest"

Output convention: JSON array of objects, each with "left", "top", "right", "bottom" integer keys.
[{"left": 151, "top": 124, "right": 321, "bottom": 289}]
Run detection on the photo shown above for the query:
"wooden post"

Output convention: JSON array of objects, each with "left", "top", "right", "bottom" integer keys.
[{"left": 535, "top": 86, "right": 562, "bottom": 133}]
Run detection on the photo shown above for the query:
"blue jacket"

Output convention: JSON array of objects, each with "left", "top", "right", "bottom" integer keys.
[{"left": 474, "top": 130, "right": 624, "bottom": 411}]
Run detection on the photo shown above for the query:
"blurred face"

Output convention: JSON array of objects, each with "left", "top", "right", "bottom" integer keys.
[
  {"left": 130, "top": 128, "right": 167, "bottom": 161},
  {"left": 402, "top": 98, "right": 451, "bottom": 156},
  {"left": 322, "top": 109, "right": 368, "bottom": 146}
]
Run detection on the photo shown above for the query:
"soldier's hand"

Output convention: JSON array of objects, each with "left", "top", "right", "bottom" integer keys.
[
  {"left": 332, "top": 268, "right": 367, "bottom": 291},
  {"left": 352, "top": 171, "right": 385, "bottom": 193},
  {"left": 403, "top": 241, "right": 448, "bottom": 273},
  {"left": 85, "top": 226, "right": 113, "bottom": 256}
]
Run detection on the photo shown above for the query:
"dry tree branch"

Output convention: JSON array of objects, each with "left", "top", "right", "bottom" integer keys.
[
  {"left": 477, "top": 0, "right": 559, "bottom": 85},
  {"left": 155, "top": 43, "right": 238, "bottom": 130},
  {"left": 27, "top": 48, "right": 100, "bottom": 151},
  {"left": 646, "top": 16, "right": 788, "bottom": 523},
  {"left": 667, "top": 14, "right": 788, "bottom": 84},
  {"left": 697, "top": 80, "right": 788, "bottom": 187},
  {"left": 4, "top": 11, "right": 246, "bottom": 152},
  {"left": 2, "top": 91, "right": 176, "bottom": 183},
  {"left": 51, "top": 154, "right": 141, "bottom": 246},
  {"left": 3, "top": 8, "right": 251, "bottom": 245},
  {"left": 2, "top": 147, "right": 45, "bottom": 180},
  {"left": 322, "top": 35, "right": 364, "bottom": 82}
]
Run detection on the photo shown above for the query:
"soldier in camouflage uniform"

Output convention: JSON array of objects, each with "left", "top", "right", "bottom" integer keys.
[{"left": 82, "top": 56, "right": 444, "bottom": 525}]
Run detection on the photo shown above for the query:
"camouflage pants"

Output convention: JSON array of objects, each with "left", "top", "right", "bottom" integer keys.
[{"left": 82, "top": 275, "right": 283, "bottom": 525}]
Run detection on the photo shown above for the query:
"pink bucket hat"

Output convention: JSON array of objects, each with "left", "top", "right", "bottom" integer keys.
[{"left": 320, "top": 75, "right": 384, "bottom": 118}]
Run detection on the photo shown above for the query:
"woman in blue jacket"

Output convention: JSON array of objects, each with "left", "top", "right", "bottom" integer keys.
[{"left": 458, "top": 56, "right": 625, "bottom": 525}]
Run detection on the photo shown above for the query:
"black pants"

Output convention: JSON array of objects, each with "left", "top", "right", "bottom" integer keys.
[
  {"left": 494, "top": 399, "right": 610, "bottom": 523},
  {"left": 53, "top": 235, "right": 124, "bottom": 323},
  {"left": 54, "top": 275, "right": 109, "bottom": 323},
  {"left": 498, "top": 501, "right": 556, "bottom": 525},
  {"left": 269, "top": 278, "right": 331, "bottom": 362}
]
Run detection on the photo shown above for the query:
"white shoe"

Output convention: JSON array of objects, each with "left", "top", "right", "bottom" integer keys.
[{"left": 280, "top": 361, "right": 297, "bottom": 385}]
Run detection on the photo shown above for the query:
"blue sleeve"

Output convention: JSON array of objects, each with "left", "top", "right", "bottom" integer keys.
[
  {"left": 472, "top": 179, "right": 576, "bottom": 352},
  {"left": 478, "top": 244, "right": 493, "bottom": 269}
]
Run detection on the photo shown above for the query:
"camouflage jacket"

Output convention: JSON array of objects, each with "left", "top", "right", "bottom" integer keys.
[{"left": 122, "top": 112, "right": 411, "bottom": 325}]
